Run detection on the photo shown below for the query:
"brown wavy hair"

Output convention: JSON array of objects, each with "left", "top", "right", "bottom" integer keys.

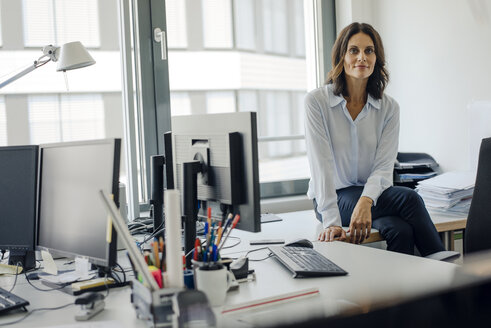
[{"left": 326, "top": 22, "right": 389, "bottom": 99}]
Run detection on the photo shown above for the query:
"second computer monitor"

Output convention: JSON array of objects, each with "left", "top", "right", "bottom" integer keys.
[
  {"left": 171, "top": 111, "right": 260, "bottom": 232},
  {"left": 37, "top": 138, "right": 121, "bottom": 270}
]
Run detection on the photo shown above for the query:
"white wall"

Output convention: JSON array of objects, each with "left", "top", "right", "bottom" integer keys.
[{"left": 335, "top": 0, "right": 491, "bottom": 172}]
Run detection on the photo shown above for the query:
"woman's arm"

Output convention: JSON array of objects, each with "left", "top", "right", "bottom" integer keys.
[
  {"left": 361, "top": 98, "right": 400, "bottom": 204},
  {"left": 304, "top": 92, "right": 344, "bottom": 241}
]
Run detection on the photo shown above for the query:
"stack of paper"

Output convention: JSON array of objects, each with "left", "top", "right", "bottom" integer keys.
[{"left": 416, "top": 171, "right": 476, "bottom": 214}]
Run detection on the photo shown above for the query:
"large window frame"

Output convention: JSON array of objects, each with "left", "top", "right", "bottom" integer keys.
[{"left": 119, "top": 0, "right": 336, "bottom": 219}]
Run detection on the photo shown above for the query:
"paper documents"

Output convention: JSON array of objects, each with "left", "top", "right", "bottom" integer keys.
[{"left": 416, "top": 171, "right": 476, "bottom": 214}]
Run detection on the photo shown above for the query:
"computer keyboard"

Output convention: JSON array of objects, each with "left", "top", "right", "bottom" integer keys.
[
  {"left": 268, "top": 246, "right": 348, "bottom": 278},
  {"left": 0, "top": 288, "right": 29, "bottom": 315}
]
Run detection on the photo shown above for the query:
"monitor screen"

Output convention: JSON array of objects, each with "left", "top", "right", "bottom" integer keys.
[
  {"left": 171, "top": 112, "right": 260, "bottom": 233},
  {"left": 0, "top": 145, "right": 38, "bottom": 269},
  {"left": 37, "top": 139, "right": 121, "bottom": 269}
]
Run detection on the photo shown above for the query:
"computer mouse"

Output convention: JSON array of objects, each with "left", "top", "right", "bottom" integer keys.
[{"left": 284, "top": 238, "right": 313, "bottom": 248}]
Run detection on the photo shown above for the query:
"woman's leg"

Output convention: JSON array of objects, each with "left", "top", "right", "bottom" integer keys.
[
  {"left": 336, "top": 186, "right": 415, "bottom": 254},
  {"left": 371, "top": 216, "right": 414, "bottom": 255},
  {"left": 373, "top": 186, "right": 445, "bottom": 256}
]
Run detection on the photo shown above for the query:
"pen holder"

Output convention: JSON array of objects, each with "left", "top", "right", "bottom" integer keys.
[{"left": 193, "top": 262, "right": 235, "bottom": 307}]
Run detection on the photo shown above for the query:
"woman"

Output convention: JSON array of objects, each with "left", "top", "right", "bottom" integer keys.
[{"left": 305, "top": 22, "right": 445, "bottom": 256}]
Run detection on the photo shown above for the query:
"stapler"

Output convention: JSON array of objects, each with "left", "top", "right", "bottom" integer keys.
[{"left": 74, "top": 292, "right": 105, "bottom": 321}]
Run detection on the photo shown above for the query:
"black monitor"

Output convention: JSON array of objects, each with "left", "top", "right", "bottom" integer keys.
[
  {"left": 171, "top": 112, "right": 261, "bottom": 263},
  {"left": 0, "top": 145, "right": 38, "bottom": 270},
  {"left": 36, "top": 139, "right": 121, "bottom": 272}
]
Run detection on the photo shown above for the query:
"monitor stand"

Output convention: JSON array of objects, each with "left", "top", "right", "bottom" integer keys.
[{"left": 8, "top": 249, "right": 36, "bottom": 270}]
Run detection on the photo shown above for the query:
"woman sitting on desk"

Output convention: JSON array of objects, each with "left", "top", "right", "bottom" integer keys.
[{"left": 305, "top": 22, "right": 445, "bottom": 256}]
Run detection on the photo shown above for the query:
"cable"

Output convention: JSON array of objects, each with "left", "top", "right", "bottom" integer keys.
[
  {"left": 7, "top": 262, "right": 21, "bottom": 293},
  {"left": 249, "top": 254, "right": 274, "bottom": 262},
  {"left": 244, "top": 246, "right": 274, "bottom": 261},
  {"left": 245, "top": 247, "right": 268, "bottom": 257},
  {"left": 0, "top": 302, "right": 74, "bottom": 327},
  {"left": 220, "top": 236, "right": 241, "bottom": 249}
]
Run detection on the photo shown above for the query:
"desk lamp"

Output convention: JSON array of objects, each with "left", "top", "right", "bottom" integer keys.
[{"left": 0, "top": 41, "right": 95, "bottom": 89}]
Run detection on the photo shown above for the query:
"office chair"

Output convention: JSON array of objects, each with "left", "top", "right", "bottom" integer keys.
[{"left": 464, "top": 137, "right": 491, "bottom": 254}]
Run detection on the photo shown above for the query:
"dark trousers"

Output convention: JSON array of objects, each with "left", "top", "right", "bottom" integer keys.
[{"left": 314, "top": 186, "right": 445, "bottom": 256}]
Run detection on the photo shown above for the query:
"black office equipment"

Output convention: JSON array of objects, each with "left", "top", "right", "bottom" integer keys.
[
  {"left": 464, "top": 137, "right": 491, "bottom": 254},
  {"left": 150, "top": 154, "right": 165, "bottom": 239},
  {"left": 0, "top": 145, "right": 38, "bottom": 270},
  {"left": 269, "top": 246, "right": 347, "bottom": 278},
  {"left": 37, "top": 139, "right": 121, "bottom": 274},
  {"left": 0, "top": 287, "right": 29, "bottom": 315},
  {"left": 393, "top": 152, "right": 440, "bottom": 189},
  {"left": 171, "top": 112, "right": 261, "bottom": 267}
]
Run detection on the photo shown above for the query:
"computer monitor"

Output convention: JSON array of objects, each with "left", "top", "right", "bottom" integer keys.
[
  {"left": 36, "top": 139, "right": 121, "bottom": 272},
  {"left": 171, "top": 112, "right": 261, "bottom": 262},
  {"left": 0, "top": 145, "right": 38, "bottom": 270}
]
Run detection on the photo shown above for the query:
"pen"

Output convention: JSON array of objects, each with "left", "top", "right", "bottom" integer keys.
[
  {"left": 219, "top": 214, "right": 240, "bottom": 251},
  {"left": 193, "top": 238, "right": 200, "bottom": 261},
  {"left": 152, "top": 240, "right": 160, "bottom": 269},
  {"left": 215, "top": 226, "right": 223, "bottom": 246},
  {"left": 212, "top": 244, "right": 218, "bottom": 261},
  {"left": 207, "top": 207, "right": 212, "bottom": 226},
  {"left": 222, "top": 213, "right": 233, "bottom": 235},
  {"left": 161, "top": 241, "right": 166, "bottom": 271}
]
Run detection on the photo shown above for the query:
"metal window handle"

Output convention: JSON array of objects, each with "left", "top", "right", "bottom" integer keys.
[{"left": 154, "top": 28, "right": 167, "bottom": 60}]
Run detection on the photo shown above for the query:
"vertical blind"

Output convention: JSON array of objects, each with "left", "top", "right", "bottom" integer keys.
[
  {"left": 165, "top": 0, "right": 187, "bottom": 48},
  {"left": 202, "top": 0, "right": 233, "bottom": 48},
  {"left": 23, "top": 0, "right": 100, "bottom": 47},
  {"left": 28, "top": 94, "right": 105, "bottom": 144}
]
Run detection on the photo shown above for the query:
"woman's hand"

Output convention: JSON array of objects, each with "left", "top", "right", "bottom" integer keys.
[
  {"left": 318, "top": 226, "right": 347, "bottom": 242},
  {"left": 348, "top": 196, "right": 373, "bottom": 244}
]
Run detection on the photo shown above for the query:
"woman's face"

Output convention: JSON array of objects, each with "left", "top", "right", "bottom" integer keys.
[{"left": 343, "top": 32, "right": 376, "bottom": 82}]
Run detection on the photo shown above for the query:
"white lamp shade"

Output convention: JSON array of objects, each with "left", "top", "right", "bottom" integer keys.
[{"left": 56, "top": 41, "right": 96, "bottom": 71}]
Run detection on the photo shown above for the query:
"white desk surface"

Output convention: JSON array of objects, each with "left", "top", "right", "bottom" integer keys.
[{"left": 0, "top": 210, "right": 459, "bottom": 328}]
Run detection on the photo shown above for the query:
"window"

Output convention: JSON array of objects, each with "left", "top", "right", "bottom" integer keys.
[
  {"left": 202, "top": 0, "right": 233, "bottom": 48},
  {"left": 165, "top": 0, "right": 187, "bottom": 48},
  {"left": 23, "top": 0, "right": 100, "bottom": 47},
  {"left": 206, "top": 91, "right": 236, "bottom": 113},
  {"left": 0, "top": 98, "right": 6, "bottom": 146},
  {"left": 167, "top": 0, "right": 311, "bottom": 198},
  {"left": 170, "top": 92, "right": 192, "bottom": 116},
  {"left": 262, "top": 0, "right": 288, "bottom": 55},
  {"left": 234, "top": 0, "right": 255, "bottom": 51},
  {"left": 0, "top": 5, "right": 3, "bottom": 47},
  {"left": 28, "top": 94, "right": 105, "bottom": 144}
]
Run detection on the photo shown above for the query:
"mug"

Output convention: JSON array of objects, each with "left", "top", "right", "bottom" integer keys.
[{"left": 194, "top": 263, "right": 235, "bottom": 307}]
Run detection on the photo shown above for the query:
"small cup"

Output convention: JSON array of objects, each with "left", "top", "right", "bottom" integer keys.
[
  {"left": 183, "top": 269, "right": 195, "bottom": 289},
  {"left": 194, "top": 263, "right": 235, "bottom": 307}
]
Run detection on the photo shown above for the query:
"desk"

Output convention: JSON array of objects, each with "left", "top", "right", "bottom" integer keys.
[
  {"left": 0, "top": 211, "right": 459, "bottom": 328},
  {"left": 334, "top": 209, "right": 467, "bottom": 250}
]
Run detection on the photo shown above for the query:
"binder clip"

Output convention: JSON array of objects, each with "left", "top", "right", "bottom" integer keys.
[{"left": 74, "top": 292, "right": 105, "bottom": 321}]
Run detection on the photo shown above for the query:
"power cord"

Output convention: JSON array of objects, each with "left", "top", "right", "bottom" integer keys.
[
  {"left": 245, "top": 247, "right": 274, "bottom": 262},
  {"left": 7, "top": 262, "right": 21, "bottom": 293},
  {"left": 0, "top": 302, "right": 74, "bottom": 327}
]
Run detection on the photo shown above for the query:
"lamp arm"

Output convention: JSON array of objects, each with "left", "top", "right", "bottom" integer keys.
[{"left": 0, "top": 45, "right": 58, "bottom": 90}]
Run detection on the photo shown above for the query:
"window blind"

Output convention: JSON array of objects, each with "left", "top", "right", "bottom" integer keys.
[
  {"left": 165, "top": 0, "right": 187, "bottom": 48},
  {"left": 28, "top": 94, "right": 105, "bottom": 144},
  {"left": 202, "top": 0, "right": 233, "bottom": 48},
  {"left": 23, "top": 0, "right": 100, "bottom": 47}
]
